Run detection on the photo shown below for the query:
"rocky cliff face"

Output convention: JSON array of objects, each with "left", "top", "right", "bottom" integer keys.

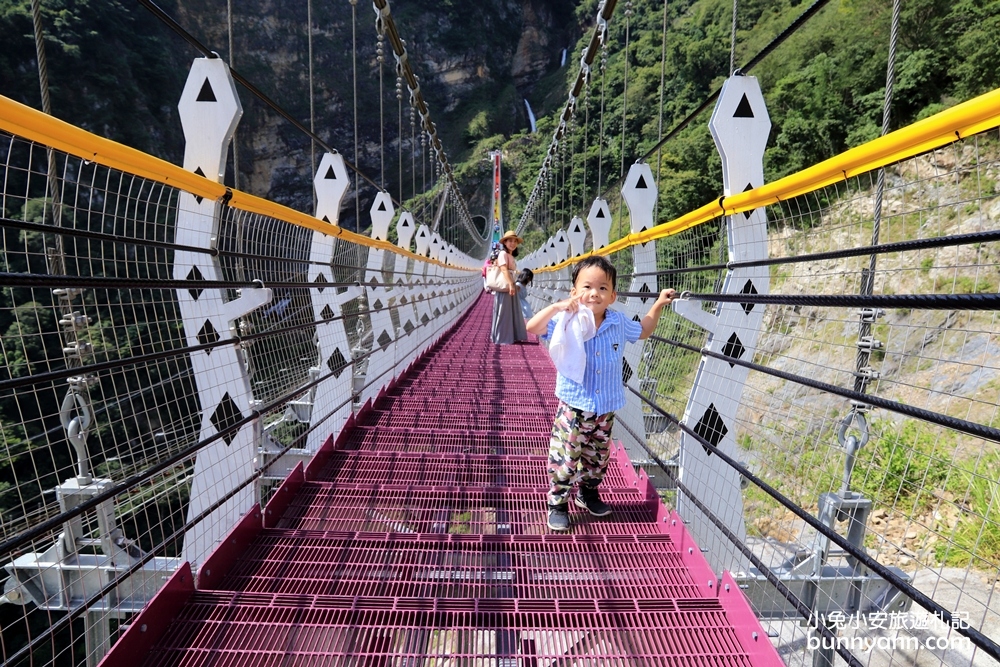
[
  {"left": 0, "top": 0, "right": 575, "bottom": 224},
  {"left": 164, "top": 0, "right": 578, "bottom": 216}
]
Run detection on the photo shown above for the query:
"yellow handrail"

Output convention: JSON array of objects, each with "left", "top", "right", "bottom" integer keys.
[
  {"left": 0, "top": 94, "right": 464, "bottom": 269},
  {"left": 540, "top": 85, "right": 1000, "bottom": 272}
]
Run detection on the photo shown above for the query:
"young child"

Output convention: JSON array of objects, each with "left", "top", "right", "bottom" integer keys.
[
  {"left": 526, "top": 256, "right": 676, "bottom": 531},
  {"left": 515, "top": 268, "right": 534, "bottom": 322}
]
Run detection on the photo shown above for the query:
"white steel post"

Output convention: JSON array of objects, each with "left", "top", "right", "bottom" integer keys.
[
  {"left": 675, "top": 75, "right": 771, "bottom": 573},
  {"left": 360, "top": 191, "right": 397, "bottom": 405},
  {"left": 174, "top": 58, "right": 271, "bottom": 567},
  {"left": 619, "top": 162, "right": 659, "bottom": 464},
  {"left": 306, "top": 152, "right": 358, "bottom": 452}
]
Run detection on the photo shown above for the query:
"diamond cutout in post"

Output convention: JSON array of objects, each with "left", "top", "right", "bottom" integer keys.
[
  {"left": 186, "top": 266, "right": 205, "bottom": 300},
  {"left": 377, "top": 330, "right": 393, "bottom": 349},
  {"left": 373, "top": 299, "right": 383, "bottom": 311},
  {"left": 742, "top": 183, "right": 756, "bottom": 219},
  {"left": 197, "top": 319, "right": 220, "bottom": 351},
  {"left": 740, "top": 280, "right": 758, "bottom": 315},
  {"left": 192, "top": 167, "right": 206, "bottom": 204},
  {"left": 210, "top": 393, "right": 243, "bottom": 446},
  {"left": 314, "top": 272, "right": 329, "bottom": 293},
  {"left": 638, "top": 283, "right": 652, "bottom": 303},
  {"left": 326, "top": 348, "right": 348, "bottom": 377},
  {"left": 693, "top": 404, "right": 728, "bottom": 456},
  {"left": 321, "top": 304, "right": 335, "bottom": 321},
  {"left": 722, "top": 332, "right": 745, "bottom": 368}
]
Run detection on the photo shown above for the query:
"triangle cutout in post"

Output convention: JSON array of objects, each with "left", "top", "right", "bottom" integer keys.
[
  {"left": 325, "top": 165, "right": 337, "bottom": 179},
  {"left": 635, "top": 174, "right": 648, "bottom": 189},
  {"left": 197, "top": 79, "right": 217, "bottom": 102},
  {"left": 733, "top": 93, "right": 754, "bottom": 118},
  {"left": 596, "top": 209, "right": 606, "bottom": 219},
  {"left": 378, "top": 201, "right": 387, "bottom": 211}
]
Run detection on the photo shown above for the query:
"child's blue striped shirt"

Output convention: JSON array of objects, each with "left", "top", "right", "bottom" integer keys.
[{"left": 544, "top": 308, "right": 642, "bottom": 414}]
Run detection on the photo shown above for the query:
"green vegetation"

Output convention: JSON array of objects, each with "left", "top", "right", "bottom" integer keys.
[
  {"left": 856, "top": 421, "right": 951, "bottom": 509},
  {"left": 936, "top": 452, "right": 1000, "bottom": 568},
  {"left": 740, "top": 417, "right": 1000, "bottom": 569}
]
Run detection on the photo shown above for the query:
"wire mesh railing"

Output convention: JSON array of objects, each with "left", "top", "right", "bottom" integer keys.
[
  {"left": 0, "top": 84, "right": 481, "bottom": 665},
  {"left": 521, "top": 89, "right": 1000, "bottom": 666}
]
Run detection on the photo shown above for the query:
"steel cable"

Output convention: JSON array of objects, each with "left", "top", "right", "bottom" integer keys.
[
  {"left": 626, "top": 227, "right": 1000, "bottom": 277},
  {"left": 134, "top": 0, "right": 396, "bottom": 206},
  {"left": 629, "top": 384, "right": 1000, "bottom": 662},
  {"left": 647, "top": 331, "right": 1000, "bottom": 444}
]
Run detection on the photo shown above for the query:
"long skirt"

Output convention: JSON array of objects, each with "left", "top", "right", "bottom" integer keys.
[{"left": 491, "top": 290, "right": 527, "bottom": 344}]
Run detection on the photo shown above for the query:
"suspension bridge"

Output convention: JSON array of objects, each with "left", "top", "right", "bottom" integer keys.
[{"left": 1, "top": 0, "right": 999, "bottom": 666}]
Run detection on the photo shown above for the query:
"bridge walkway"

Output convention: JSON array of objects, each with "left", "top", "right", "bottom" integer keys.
[{"left": 105, "top": 295, "right": 781, "bottom": 666}]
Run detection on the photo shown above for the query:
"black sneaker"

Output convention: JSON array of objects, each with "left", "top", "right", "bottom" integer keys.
[
  {"left": 547, "top": 504, "right": 570, "bottom": 531},
  {"left": 575, "top": 488, "right": 613, "bottom": 517}
]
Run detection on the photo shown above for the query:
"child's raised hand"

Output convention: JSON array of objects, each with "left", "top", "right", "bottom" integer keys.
[
  {"left": 655, "top": 288, "right": 677, "bottom": 309},
  {"left": 550, "top": 295, "right": 581, "bottom": 313}
]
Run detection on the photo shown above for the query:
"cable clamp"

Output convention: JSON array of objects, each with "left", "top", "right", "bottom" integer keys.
[
  {"left": 52, "top": 287, "right": 82, "bottom": 301},
  {"left": 62, "top": 341, "right": 93, "bottom": 357},
  {"left": 858, "top": 307, "right": 884, "bottom": 322},
  {"left": 856, "top": 335, "right": 882, "bottom": 351},
  {"left": 60, "top": 311, "right": 91, "bottom": 331},
  {"left": 596, "top": 2, "right": 608, "bottom": 44},
  {"left": 854, "top": 366, "right": 881, "bottom": 380}
]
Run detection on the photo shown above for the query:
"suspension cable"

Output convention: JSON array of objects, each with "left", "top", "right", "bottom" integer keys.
[
  {"left": 655, "top": 0, "right": 668, "bottom": 218},
  {"left": 640, "top": 289, "right": 1000, "bottom": 313},
  {"left": 371, "top": 0, "right": 487, "bottom": 250},
  {"left": 597, "top": 43, "right": 608, "bottom": 194},
  {"left": 376, "top": 13, "right": 386, "bottom": 190},
  {"left": 853, "top": 0, "right": 901, "bottom": 396},
  {"left": 729, "top": 0, "right": 738, "bottom": 76},
  {"left": 397, "top": 65, "right": 404, "bottom": 203},
  {"left": 226, "top": 0, "right": 238, "bottom": 190},
  {"left": 515, "top": 0, "right": 620, "bottom": 236},
  {"left": 134, "top": 0, "right": 396, "bottom": 206},
  {"left": 351, "top": 0, "right": 360, "bottom": 231},
  {"left": 307, "top": 0, "right": 316, "bottom": 206},
  {"left": 620, "top": 1, "right": 632, "bottom": 181},
  {"left": 599, "top": 0, "right": 832, "bottom": 203}
]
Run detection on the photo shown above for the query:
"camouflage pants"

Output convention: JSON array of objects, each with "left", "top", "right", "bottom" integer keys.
[{"left": 547, "top": 401, "right": 616, "bottom": 507}]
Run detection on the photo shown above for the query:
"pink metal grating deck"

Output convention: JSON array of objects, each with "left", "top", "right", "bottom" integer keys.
[{"left": 107, "top": 295, "right": 783, "bottom": 667}]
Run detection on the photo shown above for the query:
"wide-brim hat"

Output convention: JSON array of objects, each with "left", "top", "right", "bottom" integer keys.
[{"left": 499, "top": 230, "right": 523, "bottom": 245}]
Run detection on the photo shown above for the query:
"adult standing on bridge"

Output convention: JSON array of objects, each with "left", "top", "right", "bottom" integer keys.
[{"left": 489, "top": 230, "right": 528, "bottom": 344}]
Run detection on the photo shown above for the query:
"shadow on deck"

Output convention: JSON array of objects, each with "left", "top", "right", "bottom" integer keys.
[{"left": 100, "top": 296, "right": 782, "bottom": 666}]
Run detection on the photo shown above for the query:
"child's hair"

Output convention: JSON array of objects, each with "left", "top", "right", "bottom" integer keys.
[
  {"left": 571, "top": 256, "right": 616, "bottom": 288},
  {"left": 516, "top": 268, "right": 534, "bottom": 285}
]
